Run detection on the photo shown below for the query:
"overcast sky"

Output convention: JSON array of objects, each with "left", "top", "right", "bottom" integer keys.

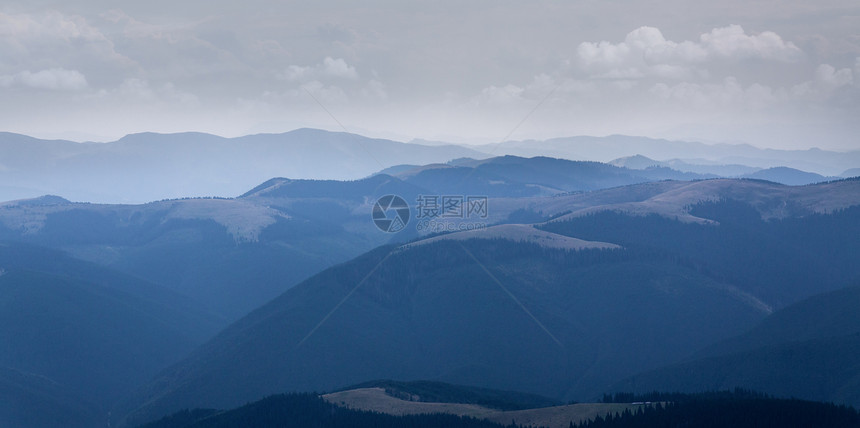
[{"left": 1, "top": 1, "right": 858, "bottom": 150}]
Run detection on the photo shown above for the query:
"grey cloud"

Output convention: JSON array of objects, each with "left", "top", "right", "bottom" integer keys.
[
  {"left": 0, "top": 1, "right": 857, "bottom": 151},
  {"left": 279, "top": 57, "right": 359, "bottom": 82},
  {"left": 576, "top": 25, "right": 804, "bottom": 81},
  {"left": 0, "top": 68, "right": 88, "bottom": 90},
  {"left": 0, "top": 10, "right": 133, "bottom": 80}
]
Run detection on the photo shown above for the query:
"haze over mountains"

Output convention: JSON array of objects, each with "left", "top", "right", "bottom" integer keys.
[
  {"left": 0, "top": 155, "right": 719, "bottom": 321},
  {"left": 5, "top": 0, "right": 860, "bottom": 425},
  {"left": 117, "top": 178, "right": 860, "bottom": 425},
  {"left": 2, "top": 128, "right": 860, "bottom": 428},
  {"left": 613, "top": 284, "right": 860, "bottom": 406},
  {"left": 2, "top": 129, "right": 858, "bottom": 204}
]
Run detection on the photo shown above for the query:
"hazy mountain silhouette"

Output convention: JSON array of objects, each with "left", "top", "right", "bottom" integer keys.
[
  {"left": 387, "top": 156, "right": 710, "bottom": 197},
  {"left": 612, "top": 285, "right": 860, "bottom": 407},
  {"left": 842, "top": 168, "right": 860, "bottom": 177},
  {"left": 482, "top": 135, "right": 860, "bottom": 176},
  {"left": 609, "top": 155, "right": 838, "bottom": 184},
  {"left": 609, "top": 155, "right": 761, "bottom": 177},
  {"left": 118, "top": 239, "right": 765, "bottom": 426},
  {"left": 117, "top": 178, "right": 860, "bottom": 425},
  {"left": 0, "top": 192, "right": 397, "bottom": 321},
  {"left": 0, "top": 156, "right": 715, "bottom": 322},
  {"left": 738, "top": 166, "right": 831, "bottom": 185},
  {"left": 3, "top": 129, "right": 857, "bottom": 203},
  {"left": 0, "top": 129, "right": 488, "bottom": 203},
  {"left": 0, "top": 243, "right": 222, "bottom": 425},
  {"left": 0, "top": 365, "right": 101, "bottom": 428}
]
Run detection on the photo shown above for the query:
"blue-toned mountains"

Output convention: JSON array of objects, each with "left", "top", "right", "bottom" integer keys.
[
  {"left": 119, "top": 238, "right": 767, "bottom": 426},
  {"left": 0, "top": 129, "right": 487, "bottom": 204},
  {"left": 0, "top": 243, "right": 222, "bottom": 427},
  {"left": 118, "top": 178, "right": 860, "bottom": 425},
  {"left": 0, "top": 156, "right": 715, "bottom": 321},
  {"left": 612, "top": 284, "right": 860, "bottom": 407}
]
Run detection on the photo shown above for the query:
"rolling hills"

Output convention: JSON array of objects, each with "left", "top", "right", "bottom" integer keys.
[
  {"left": 3, "top": 155, "right": 859, "bottom": 427},
  {"left": 0, "top": 193, "right": 386, "bottom": 321},
  {"left": 0, "top": 156, "right": 725, "bottom": 321},
  {"left": 480, "top": 135, "right": 860, "bottom": 176},
  {"left": 382, "top": 156, "right": 709, "bottom": 197},
  {"left": 0, "top": 129, "right": 487, "bottom": 203},
  {"left": 116, "top": 177, "right": 860, "bottom": 425},
  {"left": 3, "top": 129, "right": 856, "bottom": 204},
  {"left": 118, "top": 237, "right": 768, "bottom": 425},
  {"left": 0, "top": 243, "right": 222, "bottom": 426},
  {"left": 611, "top": 285, "right": 860, "bottom": 407}
]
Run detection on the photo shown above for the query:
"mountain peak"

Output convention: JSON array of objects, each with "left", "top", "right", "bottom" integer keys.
[
  {"left": 608, "top": 154, "right": 662, "bottom": 169},
  {"left": 2, "top": 194, "right": 71, "bottom": 207}
]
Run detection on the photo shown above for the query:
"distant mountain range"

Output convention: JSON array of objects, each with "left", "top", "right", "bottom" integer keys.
[
  {"left": 479, "top": 135, "right": 860, "bottom": 176},
  {"left": 0, "top": 129, "right": 486, "bottom": 203},
  {"left": 0, "top": 243, "right": 222, "bottom": 428},
  {"left": 2, "top": 129, "right": 857, "bottom": 203},
  {"left": 0, "top": 156, "right": 716, "bottom": 322},
  {"left": 379, "top": 156, "right": 710, "bottom": 197},
  {"left": 3, "top": 150, "right": 860, "bottom": 427},
  {"left": 842, "top": 168, "right": 860, "bottom": 177},
  {"left": 609, "top": 154, "right": 839, "bottom": 185},
  {"left": 0, "top": 193, "right": 387, "bottom": 322},
  {"left": 116, "top": 178, "right": 860, "bottom": 425},
  {"left": 612, "top": 284, "right": 860, "bottom": 406}
]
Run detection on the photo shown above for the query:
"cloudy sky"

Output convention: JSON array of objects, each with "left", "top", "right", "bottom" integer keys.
[{"left": 1, "top": 0, "right": 858, "bottom": 150}]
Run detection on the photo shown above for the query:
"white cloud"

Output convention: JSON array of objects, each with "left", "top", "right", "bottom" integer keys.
[
  {"left": 360, "top": 79, "right": 387, "bottom": 100},
  {"left": 577, "top": 26, "right": 702, "bottom": 79},
  {"left": 478, "top": 84, "right": 525, "bottom": 105},
  {"left": 699, "top": 25, "right": 803, "bottom": 62},
  {"left": 279, "top": 57, "right": 359, "bottom": 82},
  {"left": 649, "top": 77, "right": 782, "bottom": 110},
  {"left": 281, "top": 65, "right": 313, "bottom": 82},
  {"left": 814, "top": 64, "right": 853, "bottom": 88},
  {"left": 0, "top": 11, "right": 130, "bottom": 75},
  {"left": 649, "top": 61, "right": 855, "bottom": 111},
  {"left": 577, "top": 25, "right": 802, "bottom": 80},
  {"left": 0, "top": 10, "right": 106, "bottom": 43},
  {"left": 266, "top": 57, "right": 383, "bottom": 106},
  {"left": 0, "top": 1, "right": 854, "bottom": 151},
  {"left": 117, "top": 78, "right": 155, "bottom": 100},
  {"left": 300, "top": 80, "right": 349, "bottom": 104},
  {"left": 0, "top": 68, "right": 88, "bottom": 91},
  {"left": 100, "top": 78, "right": 198, "bottom": 105},
  {"left": 855, "top": 57, "right": 860, "bottom": 81},
  {"left": 321, "top": 57, "right": 358, "bottom": 80},
  {"left": 791, "top": 64, "right": 854, "bottom": 98}
]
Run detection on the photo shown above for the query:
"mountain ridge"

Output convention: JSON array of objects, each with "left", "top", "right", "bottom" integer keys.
[{"left": 2, "top": 129, "right": 857, "bottom": 203}]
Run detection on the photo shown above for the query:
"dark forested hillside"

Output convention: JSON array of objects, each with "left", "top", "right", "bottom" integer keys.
[
  {"left": 137, "top": 393, "right": 517, "bottom": 428},
  {"left": 0, "top": 243, "right": 222, "bottom": 425},
  {"left": 610, "top": 284, "right": 860, "bottom": 406},
  {"left": 139, "top": 390, "right": 860, "bottom": 428},
  {"left": 0, "top": 365, "right": 102, "bottom": 428},
  {"left": 540, "top": 199, "right": 860, "bottom": 308},
  {"left": 578, "top": 391, "right": 860, "bottom": 428},
  {"left": 0, "top": 197, "right": 383, "bottom": 321},
  {"left": 119, "top": 237, "right": 767, "bottom": 425}
]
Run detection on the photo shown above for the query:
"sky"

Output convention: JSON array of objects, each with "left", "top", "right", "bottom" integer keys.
[{"left": 0, "top": 0, "right": 858, "bottom": 150}]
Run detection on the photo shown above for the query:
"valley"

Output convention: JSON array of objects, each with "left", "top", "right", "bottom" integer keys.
[{"left": 1, "top": 132, "right": 858, "bottom": 428}]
